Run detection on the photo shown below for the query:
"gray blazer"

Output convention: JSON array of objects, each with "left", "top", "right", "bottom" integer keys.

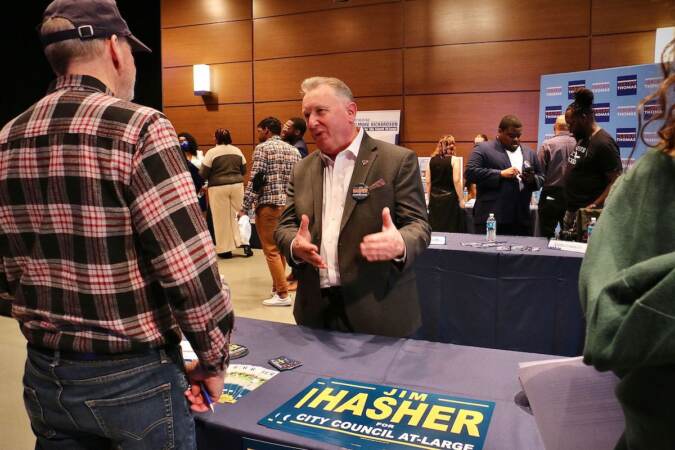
[{"left": 275, "top": 133, "right": 430, "bottom": 338}]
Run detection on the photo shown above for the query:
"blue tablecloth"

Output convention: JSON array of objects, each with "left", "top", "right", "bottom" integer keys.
[
  {"left": 415, "top": 233, "right": 585, "bottom": 356},
  {"left": 196, "top": 318, "right": 550, "bottom": 450}
]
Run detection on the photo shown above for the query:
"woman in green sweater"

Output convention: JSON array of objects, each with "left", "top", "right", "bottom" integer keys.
[{"left": 579, "top": 40, "right": 675, "bottom": 450}]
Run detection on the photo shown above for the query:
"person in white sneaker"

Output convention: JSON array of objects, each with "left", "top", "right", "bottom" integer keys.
[
  {"left": 239, "top": 117, "right": 301, "bottom": 306},
  {"left": 262, "top": 292, "right": 292, "bottom": 307}
]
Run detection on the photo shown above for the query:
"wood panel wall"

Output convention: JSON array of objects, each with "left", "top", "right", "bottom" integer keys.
[{"left": 161, "top": 0, "right": 671, "bottom": 164}]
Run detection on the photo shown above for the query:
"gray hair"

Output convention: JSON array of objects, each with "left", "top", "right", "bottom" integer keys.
[
  {"left": 300, "top": 76, "right": 354, "bottom": 102},
  {"left": 41, "top": 17, "right": 107, "bottom": 75}
]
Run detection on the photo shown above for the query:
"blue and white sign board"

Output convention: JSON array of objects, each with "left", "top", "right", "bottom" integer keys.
[
  {"left": 356, "top": 110, "right": 401, "bottom": 144},
  {"left": 260, "top": 377, "right": 495, "bottom": 450},
  {"left": 539, "top": 64, "right": 664, "bottom": 163}
]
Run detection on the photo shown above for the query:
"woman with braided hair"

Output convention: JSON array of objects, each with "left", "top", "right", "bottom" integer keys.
[{"left": 563, "top": 88, "right": 623, "bottom": 232}]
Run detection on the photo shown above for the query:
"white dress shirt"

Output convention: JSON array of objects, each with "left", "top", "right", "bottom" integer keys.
[
  {"left": 318, "top": 127, "right": 364, "bottom": 288},
  {"left": 506, "top": 145, "right": 524, "bottom": 190}
]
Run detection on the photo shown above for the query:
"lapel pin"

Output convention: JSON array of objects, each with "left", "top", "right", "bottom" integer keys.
[{"left": 361, "top": 160, "right": 369, "bottom": 166}]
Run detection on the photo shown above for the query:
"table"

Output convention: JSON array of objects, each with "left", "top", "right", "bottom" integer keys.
[
  {"left": 196, "top": 318, "right": 550, "bottom": 450},
  {"left": 415, "top": 233, "right": 585, "bottom": 356}
]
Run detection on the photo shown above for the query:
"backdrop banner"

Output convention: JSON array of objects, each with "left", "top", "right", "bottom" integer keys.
[{"left": 539, "top": 63, "right": 664, "bottom": 167}]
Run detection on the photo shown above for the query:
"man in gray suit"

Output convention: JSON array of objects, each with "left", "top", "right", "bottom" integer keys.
[{"left": 275, "top": 77, "right": 430, "bottom": 338}]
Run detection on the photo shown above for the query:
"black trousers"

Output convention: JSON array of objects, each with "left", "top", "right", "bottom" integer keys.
[
  {"left": 320, "top": 287, "right": 354, "bottom": 333},
  {"left": 538, "top": 186, "right": 567, "bottom": 238},
  {"left": 0, "top": 299, "right": 11, "bottom": 317}
]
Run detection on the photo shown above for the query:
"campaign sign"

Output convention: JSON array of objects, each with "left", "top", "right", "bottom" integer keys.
[
  {"left": 616, "top": 128, "right": 637, "bottom": 148},
  {"left": 259, "top": 378, "right": 495, "bottom": 450},
  {"left": 643, "top": 99, "right": 662, "bottom": 121},
  {"left": 617, "top": 74, "right": 637, "bottom": 96},
  {"left": 568, "top": 80, "right": 585, "bottom": 99},
  {"left": 545, "top": 85, "right": 562, "bottom": 96},
  {"left": 544, "top": 106, "right": 562, "bottom": 124},
  {"left": 592, "top": 103, "right": 610, "bottom": 122},
  {"left": 591, "top": 81, "right": 610, "bottom": 94}
]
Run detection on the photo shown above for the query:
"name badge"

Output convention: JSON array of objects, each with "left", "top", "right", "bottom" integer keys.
[{"left": 351, "top": 183, "right": 369, "bottom": 201}]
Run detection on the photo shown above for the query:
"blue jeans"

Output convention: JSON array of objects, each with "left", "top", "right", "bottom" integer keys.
[{"left": 23, "top": 346, "right": 196, "bottom": 450}]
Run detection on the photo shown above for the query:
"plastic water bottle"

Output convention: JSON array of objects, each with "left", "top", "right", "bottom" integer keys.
[
  {"left": 463, "top": 186, "right": 468, "bottom": 203},
  {"left": 197, "top": 181, "right": 207, "bottom": 199},
  {"left": 586, "top": 217, "right": 597, "bottom": 242},
  {"left": 486, "top": 213, "right": 497, "bottom": 241}
]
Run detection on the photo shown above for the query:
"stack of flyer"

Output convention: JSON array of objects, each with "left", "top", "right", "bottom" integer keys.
[
  {"left": 180, "top": 340, "right": 278, "bottom": 404},
  {"left": 219, "top": 364, "right": 279, "bottom": 404}
]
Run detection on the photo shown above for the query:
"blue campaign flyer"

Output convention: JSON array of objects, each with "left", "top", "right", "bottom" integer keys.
[{"left": 259, "top": 378, "right": 495, "bottom": 450}]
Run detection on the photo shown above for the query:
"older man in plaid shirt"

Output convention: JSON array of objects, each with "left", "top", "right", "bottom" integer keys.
[
  {"left": 0, "top": 0, "right": 232, "bottom": 448},
  {"left": 240, "top": 117, "right": 301, "bottom": 307}
]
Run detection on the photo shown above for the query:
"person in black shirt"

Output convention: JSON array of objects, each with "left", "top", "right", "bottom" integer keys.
[
  {"left": 280, "top": 117, "right": 308, "bottom": 290},
  {"left": 281, "top": 117, "right": 309, "bottom": 158},
  {"left": 178, "top": 131, "right": 207, "bottom": 213},
  {"left": 563, "top": 88, "right": 622, "bottom": 231}
]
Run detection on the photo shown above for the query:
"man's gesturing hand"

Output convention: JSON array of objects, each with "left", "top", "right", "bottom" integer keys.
[
  {"left": 360, "top": 207, "right": 405, "bottom": 262},
  {"left": 291, "top": 214, "right": 327, "bottom": 268}
]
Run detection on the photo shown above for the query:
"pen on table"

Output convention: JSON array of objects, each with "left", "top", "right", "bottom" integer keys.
[{"left": 199, "top": 382, "right": 215, "bottom": 413}]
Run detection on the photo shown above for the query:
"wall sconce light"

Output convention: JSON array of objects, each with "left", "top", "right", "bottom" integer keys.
[{"left": 193, "top": 64, "right": 211, "bottom": 96}]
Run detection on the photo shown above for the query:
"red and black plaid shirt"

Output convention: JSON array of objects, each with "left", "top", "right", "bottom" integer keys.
[
  {"left": 242, "top": 135, "right": 301, "bottom": 212},
  {"left": 0, "top": 75, "right": 232, "bottom": 372}
]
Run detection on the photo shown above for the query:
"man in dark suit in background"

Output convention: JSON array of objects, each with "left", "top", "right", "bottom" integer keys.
[
  {"left": 275, "top": 76, "right": 430, "bottom": 338},
  {"left": 465, "top": 115, "right": 544, "bottom": 236}
]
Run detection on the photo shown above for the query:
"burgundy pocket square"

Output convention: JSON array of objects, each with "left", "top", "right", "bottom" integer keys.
[{"left": 369, "top": 178, "right": 386, "bottom": 190}]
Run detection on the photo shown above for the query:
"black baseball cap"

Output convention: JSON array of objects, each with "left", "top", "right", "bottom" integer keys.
[{"left": 40, "top": 0, "right": 151, "bottom": 53}]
